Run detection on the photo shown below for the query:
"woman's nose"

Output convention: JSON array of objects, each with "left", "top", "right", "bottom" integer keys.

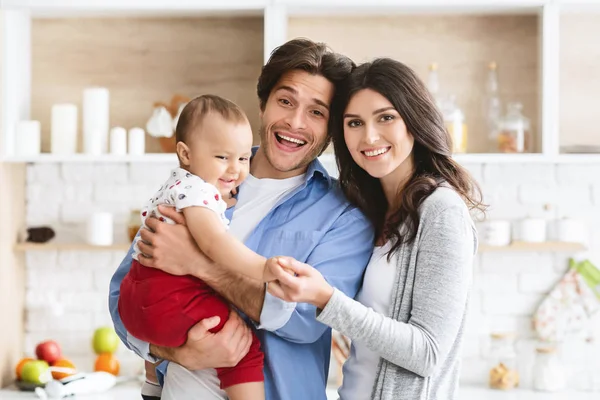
[{"left": 363, "top": 124, "right": 379, "bottom": 145}]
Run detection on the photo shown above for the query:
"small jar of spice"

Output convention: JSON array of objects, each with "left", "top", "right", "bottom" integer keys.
[{"left": 488, "top": 332, "right": 519, "bottom": 390}]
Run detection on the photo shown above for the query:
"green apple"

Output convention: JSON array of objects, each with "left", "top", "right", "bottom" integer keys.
[
  {"left": 92, "top": 326, "right": 119, "bottom": 354},
  {"left": 20, "top": 360, "right": 50, "bottom": 384}
]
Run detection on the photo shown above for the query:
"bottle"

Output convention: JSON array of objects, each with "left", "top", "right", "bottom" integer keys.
[
  {"left": 427, "top": 62, "right": 442, "bottom": 108},
  {"left": 483, "top": 62, "right": 502, "bottom": 152},
  {"left": 441, "top": 95, "right": 468, "bottom": 153},
  {"left": 128, "top": 209, "right": 142, "bottom": 242},
  {"left": 497, "top": 102, "right": 531, "bottom": 153},
  {"left": 488, "top": 332, "right": 519, "bottom": 390},
  {"left": 532, "top": 345, "right": 565, "bottom": 392}
]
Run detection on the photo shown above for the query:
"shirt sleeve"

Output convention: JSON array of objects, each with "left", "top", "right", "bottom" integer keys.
[
  {"left": 315, "top": 206, "right": 475, "bottom": 377},
  {"left": 108, "top": 238, "right": 159, "bottom": 363},
  {"left": 171, "top": 177, "right": 226, "bottom": 216},
  {"left": 263, "top": 206, "right": 374, "bottom": 343}
]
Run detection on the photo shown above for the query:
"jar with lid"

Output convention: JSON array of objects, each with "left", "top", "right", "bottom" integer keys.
[
  {"left": 440, "top": 95, "right": 468, "bottom": 154},
  {"left": 128, "top": 209, "right": 142, "bottom": 242},
  {"left": 488, "top": 332, "right": 519, "bottom": 390},
  {"left": 497, "top": 102, "right": 531, "bottom": 153},
  {"left": 532, "top": 345, "right": 565, "bottom": 392}
]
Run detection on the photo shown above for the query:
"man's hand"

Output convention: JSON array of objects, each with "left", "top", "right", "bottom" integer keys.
[
  {"left": 150, "top": 310, "right": 253, "bottom": 371},
  {"left": 137, "top": 205, "right": 211, "bottom": 277}
]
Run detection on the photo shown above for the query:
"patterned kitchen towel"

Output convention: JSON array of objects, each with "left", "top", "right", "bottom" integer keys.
[{"left": 532, "top": 259, "right": 600, "bottom": 342}]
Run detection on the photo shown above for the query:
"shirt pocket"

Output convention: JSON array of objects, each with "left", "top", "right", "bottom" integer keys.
[{"left": 259, "top": 229, "right": 322, "bottom": 261}]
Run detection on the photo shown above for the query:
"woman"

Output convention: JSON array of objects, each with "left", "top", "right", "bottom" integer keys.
[{"left": 268, "top": 58, "right": 485, "bottom": 400}]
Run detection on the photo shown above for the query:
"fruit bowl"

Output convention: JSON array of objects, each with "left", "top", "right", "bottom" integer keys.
[{"left": 15, "top": 379, "right": 45, "bottom": 391}]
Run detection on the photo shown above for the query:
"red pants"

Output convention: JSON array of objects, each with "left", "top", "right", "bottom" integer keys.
[{"left": 119, "top": 260, "right": 264, "bottom": 389}]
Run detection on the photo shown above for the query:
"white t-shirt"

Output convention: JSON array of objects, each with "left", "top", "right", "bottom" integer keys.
[
  {"left": 162, "top": 173, "right": 306, "bottom": 400},
  {"left": 338, "top": 242, "right": 396, "bottom": 400}
]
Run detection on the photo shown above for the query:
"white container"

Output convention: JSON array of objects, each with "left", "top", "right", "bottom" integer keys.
[
  {"left": 83, "top": 87, "right": 110, "bottom": 154},
  {"left": 480, "top": 220, "right": 511, "bottom": 246},
  {"left": 87, "top": 212, "right": 113, "bottom": 246},
  {"left": 519, "top": 218, "right": 547, "bottom": 242},
  {"left": 110, "top": 127, "right": 127, "bottom": 156},
  {"left": 51, "top": 104, "right": 78, "bottom": 154},
  {"left": 128, "top": 127, "right": 145, "bottom": 156},
  {"left": 15, "top": 120, "right": 41, "bottom": 156},
  {"left": 532, "top": 347, "right": 565, "bottom": 392},
  {"left": 557, "top": 218, "right": 586, "bottom": 243}
]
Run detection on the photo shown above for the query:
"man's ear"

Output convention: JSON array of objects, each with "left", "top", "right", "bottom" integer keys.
[{"left": 176, "top": 142, "right": 191, "bottom": 166}]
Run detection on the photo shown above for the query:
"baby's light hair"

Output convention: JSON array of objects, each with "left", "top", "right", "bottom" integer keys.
[{"left": 175, "top": 94, "right": 249, "bottom": 145}]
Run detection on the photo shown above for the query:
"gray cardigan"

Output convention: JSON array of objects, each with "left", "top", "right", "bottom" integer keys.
[{"left": 317, "top": 186, "right": 477, "bottom": 400}]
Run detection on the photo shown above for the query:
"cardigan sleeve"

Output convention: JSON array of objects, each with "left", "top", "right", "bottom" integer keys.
[{"left": 316, "top": 205, "right": 474, "bottom": 378}]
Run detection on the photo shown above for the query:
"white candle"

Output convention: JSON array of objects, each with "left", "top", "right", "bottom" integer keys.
[
  {"left": 87, "top": 212, "right": 114, "bottom": 246},
  {"left": 128, "top": 127, "right": 145, "bottom": 156},
  {"left": 15, "top": 120, "right": 41, "bottom": 156},
  {"left": 51, "top": 104, "right": 78, "bottom": 154},
  {"left": 110, "top": 126, "right": 127, "bottom": 155},
  {"left": 83, "top": 87, "right": 110, "bottom": 154}
]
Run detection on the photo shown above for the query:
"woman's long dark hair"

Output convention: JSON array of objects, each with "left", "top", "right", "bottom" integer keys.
[{"left": 330, "top": 58, "right": 486, "bottom": 258}]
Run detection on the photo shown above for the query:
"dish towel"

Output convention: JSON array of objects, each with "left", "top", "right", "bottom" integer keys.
[{"left": 533, "top": 259, "right": 600, "bottom": 342}]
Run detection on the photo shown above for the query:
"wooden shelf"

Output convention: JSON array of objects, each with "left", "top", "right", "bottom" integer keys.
[
  {"left": 0, "top": 153, "right": 179, "bottom": 163},
  {"left": 14, "top": 242, "right": 131, "bottom": 251},
  {"left": 478, "top": 241, "right": 586, "bottom": 253}
]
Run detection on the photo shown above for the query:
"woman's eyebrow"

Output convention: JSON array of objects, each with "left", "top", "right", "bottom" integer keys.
[{"left": 343, "top": 107, "right": 395, "bottom": 119}]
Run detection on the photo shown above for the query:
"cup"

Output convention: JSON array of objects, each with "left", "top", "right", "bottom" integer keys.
[
  {"left": 519, "top": 218, "right": 546, "bottom": 243},
  {"left": 480, "top": 220, "right": 511, "bottom": 246},
  {"left": 86, "top": 212, "right": 114, "bottom": 246}
]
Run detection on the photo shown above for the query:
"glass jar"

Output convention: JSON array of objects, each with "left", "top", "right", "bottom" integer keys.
[
  {"left": 441, "top": 95, "right": 468, "bottom": 154},
  {"left": 532, "top": 346, "right": 565, "bottom": 392},
  {"left": 488, "top": 332, "right": 519, "bottom": 390},
  {"left": 497, "top": 102, "right": 531, "bottom": 153},
  {"left": 128, "top": 209, "right": 142, "bottom": 242}
]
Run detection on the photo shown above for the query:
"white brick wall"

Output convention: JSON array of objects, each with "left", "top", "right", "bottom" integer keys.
[{"left": 22, "top": 161, "right": 600, "bottom": 388}]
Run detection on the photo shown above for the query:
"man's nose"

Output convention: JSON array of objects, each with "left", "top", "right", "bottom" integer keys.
[{"left": 286, "top": 108, "right": 307, "bottom": 131}]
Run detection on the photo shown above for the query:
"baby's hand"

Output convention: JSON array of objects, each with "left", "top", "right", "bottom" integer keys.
[
  {"left": 264, "top": 256, "right": 295, "bottom": 282},
  {"left": 225, "top": 196, "right": 237, "bottom": 209}
]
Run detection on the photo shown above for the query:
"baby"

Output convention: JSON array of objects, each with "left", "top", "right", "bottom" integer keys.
[{"left": 119, "top": 94, "right": 283, "bottom": 400}]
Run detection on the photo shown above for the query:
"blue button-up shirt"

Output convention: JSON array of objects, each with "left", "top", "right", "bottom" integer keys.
[{"left": 109, "top": 156, "right": 374, "bottom": 400}]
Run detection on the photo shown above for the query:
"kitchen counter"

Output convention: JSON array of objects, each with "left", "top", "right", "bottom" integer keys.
[{"left": 0, "top": 383, "right": 599, "bottom": 399}]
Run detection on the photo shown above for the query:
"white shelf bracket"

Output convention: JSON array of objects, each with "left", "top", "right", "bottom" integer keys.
[
  {"left": 1, "top": 10, "right": 32, "bottom": 159},
  {"left": 540, "top": 2, "right": 560, "bottom": 157},
  {"left": 263, "top": 4, "right": 288, "bottom": 64}
]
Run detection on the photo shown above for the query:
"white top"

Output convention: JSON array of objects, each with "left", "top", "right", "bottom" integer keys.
[
  {"left": 228, "top": 173, "right": 306, "bottom": 243},
  {"left": 338, "top": 242, "right": 396, "bottom": 400},
  {"left": 162, "top": 173, "right": 306, "bottom": 400},
  {"left": 133, "top": 167, "right": 228, "bottom": 261}
]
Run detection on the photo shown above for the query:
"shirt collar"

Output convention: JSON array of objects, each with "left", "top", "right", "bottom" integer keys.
[{"left": 250, "top": 146, "right": 333, "bottom": 187}]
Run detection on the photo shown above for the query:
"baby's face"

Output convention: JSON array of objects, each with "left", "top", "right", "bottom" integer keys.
[{"left": 186, "top": 114, "right": 253, "bottom": 197}]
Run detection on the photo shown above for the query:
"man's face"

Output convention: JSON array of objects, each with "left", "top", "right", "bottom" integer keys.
[{"left": 258, "top": 70, "right": 334, "bottom": 178}]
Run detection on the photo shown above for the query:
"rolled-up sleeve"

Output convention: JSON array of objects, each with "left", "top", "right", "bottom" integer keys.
[{"left": 257, "top": 286, "right": 297, "bottom": 331}]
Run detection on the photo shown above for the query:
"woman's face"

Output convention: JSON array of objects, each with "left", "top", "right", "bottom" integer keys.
[{"left": 343, "top": 88, "right": 414, "bottom": 182}]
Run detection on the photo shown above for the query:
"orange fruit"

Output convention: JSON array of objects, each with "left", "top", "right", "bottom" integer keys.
[
  {"left": 15, "top": 358, "right": 35, "bottom": 380},
  {"left": 51, "top": 358, "right": 76, "bottom": 380},
  {"left": 94, "top": 353, "right": 119, "bottom": 376}
]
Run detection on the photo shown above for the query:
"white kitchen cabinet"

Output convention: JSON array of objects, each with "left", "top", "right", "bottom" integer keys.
[{"left": 0, "top": 0, "right": 599, "bottom": 163}]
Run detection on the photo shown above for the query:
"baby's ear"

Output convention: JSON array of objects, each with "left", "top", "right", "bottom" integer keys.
[{"left": 176, "top": 142, "right": 191, "bottom": 166}]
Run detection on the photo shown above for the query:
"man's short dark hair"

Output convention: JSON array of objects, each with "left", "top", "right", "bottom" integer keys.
[{"left": 256, "top": 38, "right": 355, "bottom": 111}]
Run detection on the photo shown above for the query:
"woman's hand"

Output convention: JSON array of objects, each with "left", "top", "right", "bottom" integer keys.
[
  {"left": 267, "top": 257, "right": 334, "bottom": 310},
  {"left": 137, "top": 205, "right": 212, "bottom": 277}
]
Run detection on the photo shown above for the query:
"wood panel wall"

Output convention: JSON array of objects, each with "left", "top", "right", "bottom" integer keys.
[
  {"left": 560, "top": 13, "right": 600, "bottom": 150},
  {"left": 289, "top": 14, "right": 540, "bottom": 153},
  {"left": 31, "top": 16, "right": 264, "bottom": 152}
]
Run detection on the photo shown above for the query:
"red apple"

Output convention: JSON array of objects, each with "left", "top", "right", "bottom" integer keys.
[{"left": 35, "top": 341, "right": 62, "bottom": 364}]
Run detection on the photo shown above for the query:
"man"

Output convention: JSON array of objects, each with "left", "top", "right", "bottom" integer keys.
[{"left": 109, "top": 38, "right": 374, "bottom": 400}]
